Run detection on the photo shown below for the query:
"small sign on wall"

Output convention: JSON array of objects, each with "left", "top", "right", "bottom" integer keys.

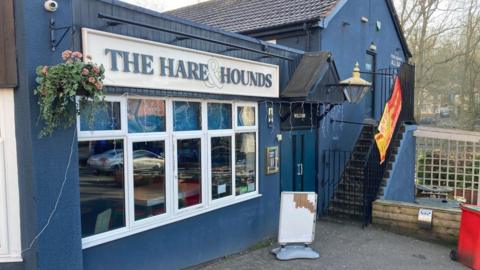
[
  {"left": 265, "top": 146, "right": 279, "bottom": 175},
  {"left": 418, "top": 208, "right": 433, "bottom": 229}
]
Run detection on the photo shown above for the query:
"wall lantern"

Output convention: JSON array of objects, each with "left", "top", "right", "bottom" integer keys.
[
  {"left": 267, "top": 104, "right": 274, "bottom": 128},
  {"left": 338, "top": 62, "right": 372, "bottom": 103}
]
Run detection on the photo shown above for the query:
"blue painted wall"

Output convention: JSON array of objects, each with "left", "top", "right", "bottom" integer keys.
[
  {"left": 8, "top": 1, "right": 84, "bottom": 270},
  {"left": 316, "top": 0, "right": 407, "bottom": 211},
  {"left": 382, "top": 125, "right": 417, "bottom": 202},
  {"left": 3, "top": 0, "right": 413, "bottom": 269}
]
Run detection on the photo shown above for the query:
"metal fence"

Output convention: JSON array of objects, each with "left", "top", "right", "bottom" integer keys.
[{"left": 415, "top": 126, "right": 480, "bottom": 205}]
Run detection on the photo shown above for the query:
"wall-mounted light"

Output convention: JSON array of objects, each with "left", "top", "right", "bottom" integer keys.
[
  {"left": 267, "top": 105, "right": 274, "bottom": 128},
  {"left": 369, "top": 42, "right": 377, "bottom": 52},
  {"left": 338, "top": 63, "right": 372, "bottom": 103}
]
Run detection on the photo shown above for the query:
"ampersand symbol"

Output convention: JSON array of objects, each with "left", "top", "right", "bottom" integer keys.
[{"left": 205, "top": 59, "right": 224, "bottom": 89}]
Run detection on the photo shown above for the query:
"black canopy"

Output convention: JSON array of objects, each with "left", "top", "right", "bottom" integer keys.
[{"left": 282, "top": 52, "right": 345, "bottom": 104}]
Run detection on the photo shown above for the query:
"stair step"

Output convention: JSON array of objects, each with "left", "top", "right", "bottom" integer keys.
[
  {"left": 334, "top": 189, "right": 364, "bottom": 201},
  {"left": 328, "top": 205, "right": 365, "bottom": 219}
]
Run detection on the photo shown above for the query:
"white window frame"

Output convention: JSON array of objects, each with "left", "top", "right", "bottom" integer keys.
[
  {"left": 76, "top": 96, "right": 127, "bottom": 138},
  {"left": 173, "top": 134, "right": 206, "bottom": 214},
  {"left": 234, "top": 103, "right": 259, "bottom": 198},
  {"left": 235, "top": 103, "right": 258, "bottom": 130},
  {"left": 128, "top": 136, "right": 171, "bottom": 227},
  {"left": 79, "top": 96, "right": 260, "bottom": 249},
  {"left": 207, "top": 133, "right": 235, "bottom": 205},
  {"left": 0, "top": 89, "right": 22, "bottom": 263}
]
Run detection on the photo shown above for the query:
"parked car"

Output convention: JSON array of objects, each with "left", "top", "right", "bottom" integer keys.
[
  {"left": 419, "top": 117, "right": 437, "bottom": 125},
  {"left": 439, "top": 106, "right": 452, "bottom": 118}
]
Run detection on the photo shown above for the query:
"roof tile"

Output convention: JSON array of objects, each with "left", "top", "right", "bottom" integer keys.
[{"left": 168, "top": 0, "right": 340, "bottom": 33}]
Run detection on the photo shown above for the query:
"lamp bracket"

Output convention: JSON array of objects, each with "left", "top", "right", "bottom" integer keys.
[{"left": 49, "top": 18, "right": 74, "bottom": 52}]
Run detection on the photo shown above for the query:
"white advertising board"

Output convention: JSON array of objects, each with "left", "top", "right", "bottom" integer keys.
[
  {"left": 278, "top": 192, "right": 317, "bottom": 244},
  {"left": 82, "top": 28, "right": 279, "bottom": 98}
]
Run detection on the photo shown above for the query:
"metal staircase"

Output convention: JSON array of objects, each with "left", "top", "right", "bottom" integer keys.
[
  {"left": 327, "top": 124, "right": 405, "bottom": 220},
  {"left": 321, "top": 63, "right": 415, "bottom": 225}
]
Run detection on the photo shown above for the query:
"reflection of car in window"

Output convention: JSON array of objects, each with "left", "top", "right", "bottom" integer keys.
[
  {"left": 133, "top": 150, "right": 164, "bottom": 175},
  {"left": 87, "top": 149, "right": 164, "bottom": 174},
  {"left": 87, "top": 149, "right": 124, "bottom": 173}
]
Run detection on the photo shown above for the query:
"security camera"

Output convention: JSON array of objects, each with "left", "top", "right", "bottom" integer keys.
[{"left": 44, "top": 0, "right": 59, "bottom": 12}]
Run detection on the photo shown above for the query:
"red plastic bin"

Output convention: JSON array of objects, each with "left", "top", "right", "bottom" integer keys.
[{"left": 457, "top": 204, "right": 480, "bottom": 270}]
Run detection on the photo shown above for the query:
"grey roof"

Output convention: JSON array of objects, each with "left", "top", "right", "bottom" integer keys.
[{"left": 168, "top": 0, "right": 340, "bottom": 33}]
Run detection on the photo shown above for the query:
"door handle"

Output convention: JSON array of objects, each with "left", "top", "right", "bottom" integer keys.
[{"left": 297, "top": 163, "right": 303, "bottom": 176}]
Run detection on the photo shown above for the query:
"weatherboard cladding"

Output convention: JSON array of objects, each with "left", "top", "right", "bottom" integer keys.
[{"left": 168, "top": 0, "right": 340, "bottom": 33}]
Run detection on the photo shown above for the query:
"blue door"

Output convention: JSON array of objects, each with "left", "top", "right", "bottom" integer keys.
[{"left": 280, "top": 130, "right": 317, "bottom": 192}]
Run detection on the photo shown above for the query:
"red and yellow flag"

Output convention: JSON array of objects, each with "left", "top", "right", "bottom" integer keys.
[{"left": 375, "top": 76, "right": 402, "bottom": 164}]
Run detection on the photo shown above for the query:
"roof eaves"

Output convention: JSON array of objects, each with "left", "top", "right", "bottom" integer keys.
[
  {"left": 97, "top": 0, "right": 305, "bottom": 56},
  {"left": 240, "top": 18, "right": 322, "bottom": 36},
  {"left": 320, "top": 0, "right": 349, "bottom": 28},
  {"left": 385, "top": 0, "right": 412, "bottom": 58}
]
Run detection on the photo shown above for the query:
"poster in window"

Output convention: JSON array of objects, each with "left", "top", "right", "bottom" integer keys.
[{"left": 265, "top": 146, "right": 279, "bottom": 175}]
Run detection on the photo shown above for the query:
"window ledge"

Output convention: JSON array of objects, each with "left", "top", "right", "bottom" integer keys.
[
  {"left": 0, "top": 254, "right": 23, "bottom": 263},
  {"left": 82, "top": 193, "right": 262, "bottom": 249}
]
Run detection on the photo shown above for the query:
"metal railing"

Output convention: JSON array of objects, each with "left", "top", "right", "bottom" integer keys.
[{"left": 323, "top": 63, "right": 415, "bottom": 225}]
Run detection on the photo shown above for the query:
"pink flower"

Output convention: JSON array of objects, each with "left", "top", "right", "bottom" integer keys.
[
  {"left": 72, "top": 51, "right": 83, "bottom": 59},
  {"left": 81, "top": 68, "right": 89, "bottom": 76},
  {"left": 92, "top": 66, "right": 100, "bottom": 74},
  {"left": 42, "top": 66, "right": 49, "bottom": 75},
  {"left": 95, "top": 81, "right": 103, "bottom": 90},
  {"left": 88, "top": 77, "right": 96, "bottom": 84},
  {"left": 61, "top": 50, "right": 72, "bottom": 61}
]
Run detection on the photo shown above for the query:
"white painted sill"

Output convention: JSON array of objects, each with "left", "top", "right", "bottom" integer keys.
[{"left": 0, "top": 254, "right": 23, "bottom": 263}]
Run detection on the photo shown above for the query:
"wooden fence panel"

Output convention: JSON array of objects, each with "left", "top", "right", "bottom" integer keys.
[{"left": 0, "top": 0, "right": 17, "bottom": 88}]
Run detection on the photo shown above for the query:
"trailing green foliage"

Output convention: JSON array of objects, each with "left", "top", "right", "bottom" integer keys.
[{"left": 34, "top": 50, "right": 105, "bottom": 137}]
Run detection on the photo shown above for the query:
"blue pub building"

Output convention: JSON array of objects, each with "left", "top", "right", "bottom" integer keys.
[{"left": 0, "top": 0, "right": 415, "bottom": 269}]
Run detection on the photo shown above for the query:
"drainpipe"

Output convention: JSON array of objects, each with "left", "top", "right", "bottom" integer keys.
[{"left": 303, "top": 22, "right": 311, "bottom": 52}]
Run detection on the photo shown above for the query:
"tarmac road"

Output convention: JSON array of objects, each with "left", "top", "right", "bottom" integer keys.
[{"left": 193, "top": 219, "right": 468, "bottom": 270}]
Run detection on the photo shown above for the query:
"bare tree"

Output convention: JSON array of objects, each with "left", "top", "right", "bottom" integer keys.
[
  {"left": 458, "top": 0, "right": 480, "bottom": 129},
  {"left": 394, "top": 0, "right": 475, "bottom": 127}
]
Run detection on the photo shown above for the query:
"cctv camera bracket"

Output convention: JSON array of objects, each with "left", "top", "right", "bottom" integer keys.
[{"left": 50, "top": 18, "right": 74, "bottom": 52}]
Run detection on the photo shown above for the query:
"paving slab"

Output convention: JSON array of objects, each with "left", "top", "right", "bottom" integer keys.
[{"left": 193, "top": 219, "right": 468, "bottom": 270}]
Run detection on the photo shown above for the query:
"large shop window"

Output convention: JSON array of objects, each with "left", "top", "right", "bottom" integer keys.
[
  {"left": 0, "top": 89, "right": 22, "bottom": 262},
  {"left": 78, "top": 97, "right": 259, "bottom": 247}
]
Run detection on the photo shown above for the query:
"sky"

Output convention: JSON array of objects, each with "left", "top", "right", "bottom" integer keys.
[{"left": 120, "top": 0, "right": 210, "bottom": 12}]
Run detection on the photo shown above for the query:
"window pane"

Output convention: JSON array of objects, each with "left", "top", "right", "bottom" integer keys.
[
  {"left": 211, "top": 137, "right": 232, "bottom": 199},
  {"left": 208, "top": 103, "right": 232, "bottom": 130},
  {"left": 128, "top": 99, "right": 166, "bottom": 133},
  {"left": 177, "top": 138, "right": 202, "bottom": 208},
  {"left": 235, "top": 133, "right": 256, "bottom": 195},
  {"left": 79, "top": 140, "right": 125, "bottom": 237},
  {"left": 80, "top": 101, "right": 121, "bottom": 131},
  {"left": 133, "top": 141, "right": 166, "bottom": 221},
  {"left": 173, "top": 101, "right": 202, "bottom": 131},
  {"left": 237, "top": 106, "right": 256, "bottom": 127}
]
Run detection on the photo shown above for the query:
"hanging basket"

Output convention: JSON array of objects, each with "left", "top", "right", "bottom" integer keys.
[{"left": 34, "top": 50, "right": 106, "bottom": 137}]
